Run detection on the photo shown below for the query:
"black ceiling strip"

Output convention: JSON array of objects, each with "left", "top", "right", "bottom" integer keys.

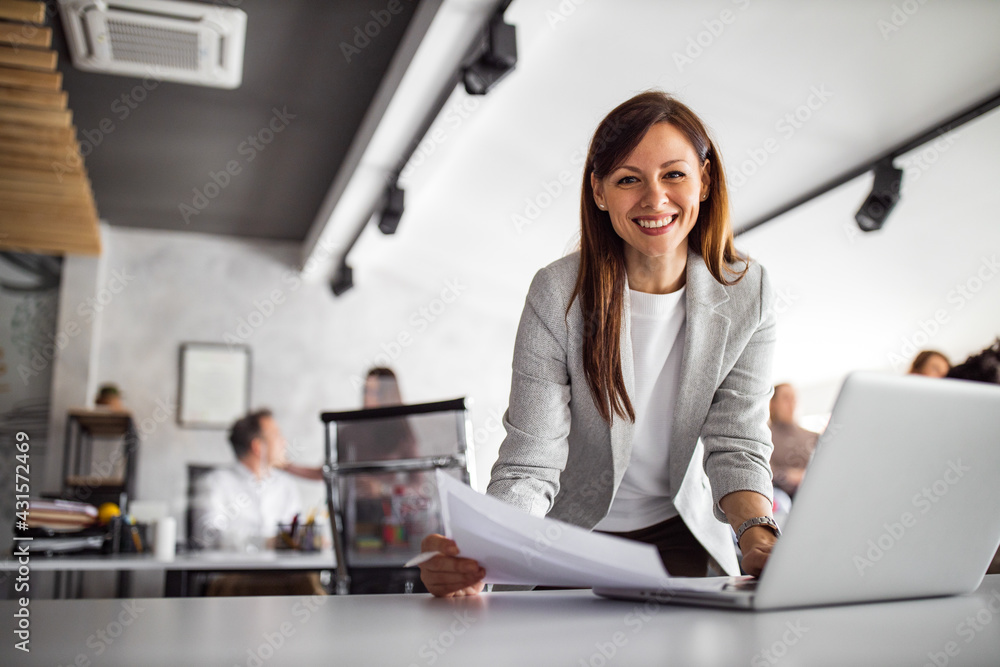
[{"left": 736, "top": 87, "right": 1000, "bottom": 236}]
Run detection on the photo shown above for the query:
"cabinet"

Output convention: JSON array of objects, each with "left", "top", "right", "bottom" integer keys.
[{"left": 61, "top": 410, "right": 138, "bottom": 511}]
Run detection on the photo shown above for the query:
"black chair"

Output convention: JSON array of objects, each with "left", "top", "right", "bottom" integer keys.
[
  {"left": 320, "top": 398, "right": 475, "bottom": 594},
  {"left": 185, "top": 464, "right": 218, "bottom": 551}
]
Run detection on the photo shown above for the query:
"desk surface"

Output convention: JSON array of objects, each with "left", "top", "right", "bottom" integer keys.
[
  {"left": 4, "top": 575, "right": 1000, "bottom": 666},
  {"left": 0, "top": 550, "right": 335, "bottom": 572}
]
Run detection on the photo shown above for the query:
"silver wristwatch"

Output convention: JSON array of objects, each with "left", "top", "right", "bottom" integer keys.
[{"left": 735, "top": 516, "right": 781, "bottom": 546}]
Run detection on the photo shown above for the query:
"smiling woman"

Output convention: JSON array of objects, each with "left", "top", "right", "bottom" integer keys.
[{"left": 419, "top": 91, "right": 779, "bottom": 597}]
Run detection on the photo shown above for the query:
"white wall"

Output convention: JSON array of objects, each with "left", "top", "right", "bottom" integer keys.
[
  {"left": 737, "top": 110, "right": 1000, "bottom": 416},
  {"left": 43, "top": 247, "right": 107, "bottom": 494},
  {"left": 91, "top": 225, "right": 519, "bottom": 530}
]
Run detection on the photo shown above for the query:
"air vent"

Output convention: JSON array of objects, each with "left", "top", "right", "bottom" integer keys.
[{"left": 57, "top": 0, "right": 246, "bottom": 89}]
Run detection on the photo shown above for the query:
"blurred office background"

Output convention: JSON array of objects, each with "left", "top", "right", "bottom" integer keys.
[{"left": 1, "top": 0, "right": 998, "bottom": 545}]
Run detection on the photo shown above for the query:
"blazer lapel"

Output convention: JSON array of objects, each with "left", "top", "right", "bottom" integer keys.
[
  {"left": 609, "top": 282, "right": 636, "bottom": 489},
  {"left": 668, "top": 248, "right": 731, "bottom": 486}
]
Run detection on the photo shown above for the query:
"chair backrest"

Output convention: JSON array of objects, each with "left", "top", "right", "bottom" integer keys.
[
  {"left": 185, "top": 464, "right": 218, "bottom": 550},
  {"left": 320, "top": 398, "right": 474, "bottom": 593}
]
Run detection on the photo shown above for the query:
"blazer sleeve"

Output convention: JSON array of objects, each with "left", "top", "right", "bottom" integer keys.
[
  {"left": 486, "top": 266, "right": 573, "bottom": 517},
  {"left": 702, "top": 263, "right": 777, "bottom": 522}
]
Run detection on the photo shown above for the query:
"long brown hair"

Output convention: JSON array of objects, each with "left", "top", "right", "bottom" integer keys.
[{"left": 570, "top": 91, "right": 748, "bottom": 424}]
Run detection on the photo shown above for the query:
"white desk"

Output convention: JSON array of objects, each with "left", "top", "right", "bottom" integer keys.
[
  {"left": 4, "top": 575, "right": 1000, "bottom": 666},
  {"left": 0, "top": 550, "right": 336, "bottom": 572},
  {"left": 0, "top": 551, "right": 336, "bottom": 598}
]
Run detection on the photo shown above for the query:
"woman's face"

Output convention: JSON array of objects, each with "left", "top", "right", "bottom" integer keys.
[
  {"left": 914, "top": 354, "right": 950, "bottom": 378},
  {"left": 364, "top": 375, "right": 400, "bottom": 407},
  {"left": 592, "top": 122, "right": 709, "bottom": 265}
]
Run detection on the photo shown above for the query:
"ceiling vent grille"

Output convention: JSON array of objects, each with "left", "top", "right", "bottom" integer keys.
[{"left": 57, "top": 0, "right": 247, "bottom": 89}]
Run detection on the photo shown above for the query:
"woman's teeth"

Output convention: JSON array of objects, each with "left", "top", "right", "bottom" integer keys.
[{"left": 634, "top": 215, "right": 676, "bottom": 229}]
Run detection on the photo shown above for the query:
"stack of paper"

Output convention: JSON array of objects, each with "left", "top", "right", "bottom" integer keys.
[
  {"left": 27, "top": 499, "right": 99, "bottom": 531},
  {"left": 436, "top": 471, "right": 671, "bottom": 589}
]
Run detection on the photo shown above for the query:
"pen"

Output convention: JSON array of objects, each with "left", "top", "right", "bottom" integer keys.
[
  {"left": 404, "top": 551, "right": 444, "bottom": 567},
  {"left": 128, "top": 517, "right": 143, "bottom": 552}
]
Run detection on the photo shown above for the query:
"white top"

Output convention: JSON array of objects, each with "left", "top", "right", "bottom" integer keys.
[
  {"left": 191, "top": 462, "right": 302, "bottom": 550},
  {"left": 594, "top": 285, "right": 686, "bottom": 532}
]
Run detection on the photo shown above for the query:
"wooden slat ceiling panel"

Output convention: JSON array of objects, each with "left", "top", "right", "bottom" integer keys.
[
  {"left": 0, "top": 0, "right": 46, "bottom": 23},
  {"left": 0, "top": 1, "right": 100, "bottom": 255}
]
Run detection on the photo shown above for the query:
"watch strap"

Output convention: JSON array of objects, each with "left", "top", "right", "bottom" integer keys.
[{"left": 735, "top": 516, "right": 781, "bottom": 546}]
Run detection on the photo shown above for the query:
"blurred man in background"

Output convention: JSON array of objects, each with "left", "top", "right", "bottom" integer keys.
[
  {"left": 192, "top": 409, "right": 301, "bottom": 551},
  {"left": 768, "top": 384, "right": 819, "bottom": 498}
]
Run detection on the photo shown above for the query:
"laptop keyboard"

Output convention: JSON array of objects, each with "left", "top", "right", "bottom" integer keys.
[{"left": 723, "top": 578, "right": 758, "bottom": 591}]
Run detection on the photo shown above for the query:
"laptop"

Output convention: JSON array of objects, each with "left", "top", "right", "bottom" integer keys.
[{"left": 594, "top": 371, "right": 1000, "bottom": 610}]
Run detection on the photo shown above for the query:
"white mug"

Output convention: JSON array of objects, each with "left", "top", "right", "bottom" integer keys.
[{"left": 154, "top": 517, "right": 177, "bottom": 560}]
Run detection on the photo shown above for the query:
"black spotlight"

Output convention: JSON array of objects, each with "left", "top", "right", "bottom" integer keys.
[
  {"left": 855, "top": 158, "right": 904, "bottom": 232},
  {"left": 463, "top": 15, "right": 517, "bottom": 95},
  {"left": 330, "top": 263, "right": 354, "bottom": 297},
  {"left": 378, "top": 183, "right": 405, "bottom": 235}
]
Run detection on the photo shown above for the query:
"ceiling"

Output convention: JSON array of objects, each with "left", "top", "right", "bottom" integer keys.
[
  {"left": 45, "top": 0, "right": 1000, "bottom": 414},
  {"left": 339, "top": 0, "right": 1000, "bottom": 414},
  {"left": 51, "top": 0, "right": 425, "bottom": 240}
]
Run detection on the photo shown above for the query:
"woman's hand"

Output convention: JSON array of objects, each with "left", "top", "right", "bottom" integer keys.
[
  {"left": 738, "top": 527, "right": 778, "bottom": 577},
  {"left": 719, "top": 490, "right": 779, "bottom": 577},
  {"left": 418, "top": 534, "right": 486, "bottom": 598}
]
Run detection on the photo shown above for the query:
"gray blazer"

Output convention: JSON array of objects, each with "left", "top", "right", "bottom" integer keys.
[{"left": 486, "top": 246, "right": 776, "bottom": 575}]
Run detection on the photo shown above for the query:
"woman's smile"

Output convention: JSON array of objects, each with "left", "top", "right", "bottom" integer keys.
[{"left": 632, "top": 212, "right": 679, "bottom": 233}]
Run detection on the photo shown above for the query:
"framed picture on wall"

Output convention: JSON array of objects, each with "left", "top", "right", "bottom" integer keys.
[{"left": 178, "top": 343, "right": 251, "bottom": 429}]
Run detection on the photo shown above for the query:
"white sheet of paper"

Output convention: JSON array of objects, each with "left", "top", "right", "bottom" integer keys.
[{"left": 436, "top": 471, "right": 672, "bottom": 589}]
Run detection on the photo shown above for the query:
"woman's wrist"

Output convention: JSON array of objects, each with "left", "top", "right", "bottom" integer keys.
[{"left": 738, "top": 524, "right": 779, "bottom": 551}]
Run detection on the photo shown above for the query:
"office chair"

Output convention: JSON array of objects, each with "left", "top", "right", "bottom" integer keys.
[
  {"left": 320, "top": 398, "right": 475, "bottom": 594},
  {"left": 185, "top": 464, "right": 219, "bottom": 551}
]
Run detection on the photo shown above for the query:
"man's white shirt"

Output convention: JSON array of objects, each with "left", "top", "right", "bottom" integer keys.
[{"left": 192, "top": 462, "right": 302, "bottom": 549}]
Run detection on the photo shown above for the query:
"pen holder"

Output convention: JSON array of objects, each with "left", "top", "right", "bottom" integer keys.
[
  {"left": 104, "top": 517, "right": 149, "bottom": 554},
  {"left": 276, "top": 523, "right": 320, "bottom": 551}
]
